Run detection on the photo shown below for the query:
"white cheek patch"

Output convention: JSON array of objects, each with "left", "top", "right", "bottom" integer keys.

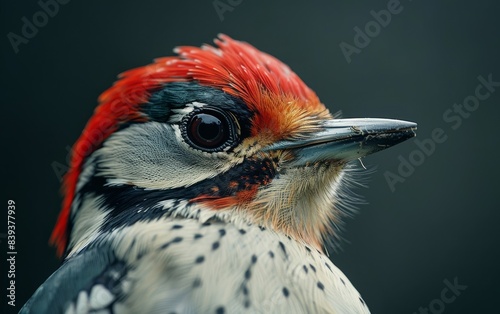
[{"left": 93, "top": 122, "right": 231, "bottom": 190}]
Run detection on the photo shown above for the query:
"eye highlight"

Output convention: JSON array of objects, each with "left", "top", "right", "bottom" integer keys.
[{"left": 181, "top": 107, "right": 239, "bottom": 152}]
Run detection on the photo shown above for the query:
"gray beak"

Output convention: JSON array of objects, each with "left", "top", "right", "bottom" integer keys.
[{"left": 263, "top": 118, "right": 417, "bottom": 167}]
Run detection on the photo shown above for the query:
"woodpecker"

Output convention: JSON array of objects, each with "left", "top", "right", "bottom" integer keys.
[{"left": 21, "top": 35, "right": 416, "bottom": 314}]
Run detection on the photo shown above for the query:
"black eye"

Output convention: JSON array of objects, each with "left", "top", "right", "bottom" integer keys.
[{"left": 182, "top": 107, "right": 238, "bottom": 152}]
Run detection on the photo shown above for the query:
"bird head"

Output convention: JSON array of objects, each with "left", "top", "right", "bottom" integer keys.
[{"left": 51, "top": 34, "right": 416, "bottom": 258}]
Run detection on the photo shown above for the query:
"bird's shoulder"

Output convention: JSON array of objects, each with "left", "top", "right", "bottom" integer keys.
[{"left": 19, "top": 243, "right": 126, "bottom": 314}]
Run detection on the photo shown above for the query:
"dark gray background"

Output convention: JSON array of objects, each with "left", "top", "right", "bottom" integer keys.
[{"left": 2, "top": 1, "right": 499, "bottom": 313}]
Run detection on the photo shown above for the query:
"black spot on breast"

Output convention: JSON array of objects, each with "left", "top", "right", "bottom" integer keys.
[
  {"left": 325, "top": 262, "right": 332, "bottom": 272},
  {"left": 194, "top": 234, "right": 203, "bottom": 239},
  {"left": 282, "top": 287, "right": 290, "bottom": 298},
  {"left": 269, "top": 251, "right": 275, "bottom": 258},
  {"left": 136, "top": 249, "right": 147, "bottom": 260},
  {"left": 317, "top": 281, "right": 325, "bottom": 291},
  {"left": 212, "top": 241, "right": 220, "bottom": 250},
  {"left": 359, "top": 297, "right": 366, "bottom": 306},
  {"left": 259, "top": 226, "right": 266, "bottom": 231},
  {"left": 195, "top": 256, "right": 205, "bottom": 264},
  {"left": 239, "top": 229, "right": 247, "bottom": 234},
  {"left": 171, "top": 224, "right": 183, "bottom": 230},
  {"left": 159, "top": 238, "right": 183, "bottom": 250},
  {"left": 303, "top": 265, "right": 308, "bottom": 274},
  {"left": 240, "top": 283, "right": 251, "bottom": 308},
  {"left": 244, "top": 269, "right": 251, "bottom": 280},
  {"left": 240, "top": 252, "right": 258, "bottom": 308},
  {"left": 309, "top": 264, "right": 316, "bottom": 273},
  {"left": 129, "top": 238, "right": 136, "bottom": 250},
  {"left": 340, "top": 278, "right": 346, "bottom": 286},
  {"left": 193, "top": 278, "right": 202, "bottom": 288},
  {"left": 305, "top": 246, "right": 311, "bottom": 252},
  {"left": 278, "top": 242, "right": 287, "bottom": 258},
  {"left": 215, "top": 306, "right": 225, "bottom": 314},
  {"left": 202, "top": 221, "right": 212, "bottom": 227},
  {"left": 251, "top": 255, "right": 257, "bottom": 264},
  {"left": 219, "top": 229, "right": 226, "bottom": 237}
]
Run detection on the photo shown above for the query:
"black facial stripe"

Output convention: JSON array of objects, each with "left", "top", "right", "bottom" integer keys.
[{"left": 77, "top": 156, "right": 277, "bottom": 232}]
